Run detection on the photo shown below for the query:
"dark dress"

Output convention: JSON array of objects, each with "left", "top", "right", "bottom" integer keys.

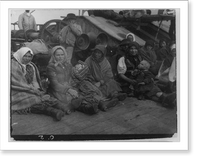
[
  {"left": 132, "top": 69, "right": 161, "bottom": 99},
  {"left": 117, "top": 54, "right": 142, "bottom": 94}
]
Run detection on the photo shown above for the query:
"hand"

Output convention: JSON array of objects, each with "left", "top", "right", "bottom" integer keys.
[
  {"left": 94, "top": 82, "right": 101, "bottom": 87},
  {"left": 100, "top": 80, "right": 104, "bottom": 85},
  {"left": 138, "top": 82, "right": 145, "bottom": 85},
  {"left": 34, "top": 89, "right": 45, "bottom": 96},
  {"left": 41, "top": 94, "right": 51, "bottom": 101},
  {"left": 68, "top": 88, "right": 79, "bottom": 98},
  {"left": 130, "top": 80, "right": 137, "bottom": 85}
]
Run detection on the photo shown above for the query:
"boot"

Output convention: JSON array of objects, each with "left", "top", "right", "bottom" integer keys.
[
  {"left": 71, "top": 98, "right": 82, "bottom": 110},
  {"left": 44, "top": 107, "right": 65, "bottom": 121},
  {"left": 78, "top": 102, "right": 99, "bottom": 115},
  {"left": 160, "top": 92, "right": 176, "bottom": 108},
  {"left": 112, "top": 92, "right": 127, "bottom": 101},
  {"left": 30, "top": 103, "right": 64, "bottom": 120},
  {"left": 98, "top": 98, "right": 119, "bottom": 112},
  {"left": 55, "top": 102, "right": 72, "bottom": 115}
]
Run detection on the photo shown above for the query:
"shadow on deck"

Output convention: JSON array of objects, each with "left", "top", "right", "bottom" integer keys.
[{"left": 11, "top": 97, "right": 177, "bottom": 141}]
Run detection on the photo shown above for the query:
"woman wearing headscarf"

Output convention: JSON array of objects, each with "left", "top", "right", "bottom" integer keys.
[
  {"left": 11, "top": 47, "right": 65, "bottom": 121},
  {"left": 139, "top": 40, "right": 157, "bottom": 66},
  {"left": 47, "top": 46, "right": 82, "bottom": 114},
  {"left": 139, "top": 40, "right": 161, "bottom": 75},
  {"left": 85, "top": 45, "right": 127, "bottom": 111},
  {"left": 117, "top": 42, "right": 143, "bottom": 95},
  {"left": 155, "top": 38, "right": 170, "bottom": 61},
  {"left": 126, "top": 33, "right": 136, "bottom": 42}
]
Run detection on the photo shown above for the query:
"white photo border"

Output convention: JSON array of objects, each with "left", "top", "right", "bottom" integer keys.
[{"left": 0, "top": 1, "right": 188, "bottom": 150}]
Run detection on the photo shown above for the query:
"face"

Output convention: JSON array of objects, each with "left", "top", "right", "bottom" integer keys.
[
  {"left": 69, "top": 19, "right": 76, "bottom": 24},
  {"left": 21, "top": 51, "right": 33, "bottom": 65},
  {"left": 129, "top": 46, "right": 138, "bottom": 56},
  {"left": 93, "top": 50, "right": 103, "bottom": 60},
  {"left": 54, "top": 49, "right": 65, "bottom": 63},
  {"left": 146, "top": 45, "right": 153, "bottom": 51},
  {"left": 171, "top": 48, "right": 176, "bottom": 57},
  {"left": 75, "top": 64, "right": 84, "bottom": 71},
  {"left": 127, "top": 35, "right": 133, "bottom": 42},
  {"left": 138, "top": 61, "right": 149, "bottom": 70},
  {"left": 160, "top": 41, "right": 166, "bottom": 48}
]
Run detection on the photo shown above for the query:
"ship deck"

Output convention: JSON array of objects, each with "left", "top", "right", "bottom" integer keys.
[{"left": 11, "top": 97, "right": 177, "bottom": 141}]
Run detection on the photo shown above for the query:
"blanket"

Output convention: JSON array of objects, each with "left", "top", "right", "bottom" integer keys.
[{"left": 11, "top": 59, "right": 43, "bottom": 111}]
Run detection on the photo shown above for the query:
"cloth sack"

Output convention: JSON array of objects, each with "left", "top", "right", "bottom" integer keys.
[{"left": 24, "top": 39, "right": 49, "bottom": 55}]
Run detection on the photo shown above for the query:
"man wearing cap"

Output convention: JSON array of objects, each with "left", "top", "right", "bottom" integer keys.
[
  {"left": 58, "top": 13, "right": 82, "bottom": 62},
  {"left": 18, "top": 10, "right": 37, "bottom": 31}
]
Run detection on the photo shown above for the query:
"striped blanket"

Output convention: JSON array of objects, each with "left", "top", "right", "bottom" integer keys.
[
  {"left": 71, "top": 61, "right": 90, "bottom": 83},
  {"left": 11, "top": 59, "right": 43, "bottom": 111}
]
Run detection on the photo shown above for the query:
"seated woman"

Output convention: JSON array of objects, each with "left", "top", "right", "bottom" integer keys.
[
  {"left": 46, "top": 46, "right": 82, "bottom": 114},
  {"left": 155, "top": 38, "right": 170, "bottom": 61},
  {"left": 71, "top": 61, "right": 105, "bottom": 114},
  {"left": 139, "top": 40, "right": 160, "bottom": 75},
  {"left": 11, "top": 47, "right": 65, "bottom": 121},
  {"left": 85, "top": 45, "right": 127, "bottom": 111},
  {"left": 117, "top": 41, "right": 142, "bottom": 95},
  {"left": 132, "top": 60, "right": 176, "bottom": 108}
]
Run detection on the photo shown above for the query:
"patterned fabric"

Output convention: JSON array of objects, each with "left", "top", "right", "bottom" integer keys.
[
  {"left": 25, "top": 64, "right": 34, "bottom": 84},
  {"left": 71, "top": 61, "right": 104, "bottom": 102},
  {"left": 85, "top": 45, "right": 121, "bottom": 97},
  {"left": 11, "top": 58, "right": 43, "bottom": 111},
  {"left": 71, "top": 62, "right": 90, "bottom": 82}
]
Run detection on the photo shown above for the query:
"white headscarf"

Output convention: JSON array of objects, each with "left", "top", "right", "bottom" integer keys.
[
  {"left": 13, "top": 47, "right": 34, "bottom": 72},
  {"left": 49, "top": 45, "right": 69, "bottom": 66},
  {"left": 170, "top": 44, "right": 176, "bottom": 51},
  {"left": 126, "top": 33, "right": 136, "bottom": 42}
]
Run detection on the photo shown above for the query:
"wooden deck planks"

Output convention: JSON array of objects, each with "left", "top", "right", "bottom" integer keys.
[{"left": 11, "top": 97, "right": 177, "bottom": 136}]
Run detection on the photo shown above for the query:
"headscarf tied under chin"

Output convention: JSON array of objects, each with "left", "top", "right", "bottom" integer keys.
[
  {"left": 49, "top": 45, "right": 69, "bottom": 66},
  {"left": 91, "top": 45, "right": 106, "bottom": 63},
  {"left": 126, "top": 33, "right": 136, "bottom": 42},
  {"left": 13, "top": 47, "right": 34, "bottom": 73}
]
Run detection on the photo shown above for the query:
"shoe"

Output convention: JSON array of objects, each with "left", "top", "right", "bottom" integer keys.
[
  {"left": 45, "top": 107, "right": 65, "bottom": 121},
  {"left": 138, "top": 94, "right": 145, "bottom": 100},
  {"left": 98, "top": 98, "right": 119, "bottom": 111},
  {"left": 71, "top": 98, "right": 82, "bottom": 110},
  {"left": 78, "top": 103, "right": 99, "bottom": 115},
  {"left": 112, "top": 93, "right": 127, "bottom": 101}
]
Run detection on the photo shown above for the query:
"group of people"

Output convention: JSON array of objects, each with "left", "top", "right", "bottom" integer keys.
[
  {"left": 11, "top": 11, "right": 176, "bottom": 122},
  {"left": 11, "top": 44, "right": 127, "bottom": 121},
  {"left": 115, "top": 33, "right": 176, "bottom": 106}
]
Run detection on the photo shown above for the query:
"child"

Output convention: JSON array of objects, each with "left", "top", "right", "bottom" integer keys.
[{"left": 132, "top": 60, "right": 176, "bottom": 108}]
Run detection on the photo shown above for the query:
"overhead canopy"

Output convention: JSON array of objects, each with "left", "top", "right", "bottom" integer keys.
[
  {"left": 125, "top": 14, "right": 175, "bottom": 23},
  {"left": 84, "top": 16, "right": 145, "bottom": 46}
]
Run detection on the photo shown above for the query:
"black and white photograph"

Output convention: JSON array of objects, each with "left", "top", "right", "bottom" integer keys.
[{"left": 0, "top": 0, "right": 189, "bottom": 151}]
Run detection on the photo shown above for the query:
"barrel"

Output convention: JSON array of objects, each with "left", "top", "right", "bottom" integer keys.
[
  {"left": 76, "top": 32, "right": 97, "bottom": 50},
  {"left": 26, "top": 29, "right": 39, "bottom": 40},
  {"left": 11, "top": 30, "right": 18, "bottom": 38},
  {"left": 96, "top": 32, "right": 109, "bottom": 46},
  {"left": 14, "top": 30, "right": 25, "bottom": 39}
]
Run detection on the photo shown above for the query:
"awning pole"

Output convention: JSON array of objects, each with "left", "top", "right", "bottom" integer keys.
[{"left": 155, "top": 19, "right": 163, "bottom": 41}]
